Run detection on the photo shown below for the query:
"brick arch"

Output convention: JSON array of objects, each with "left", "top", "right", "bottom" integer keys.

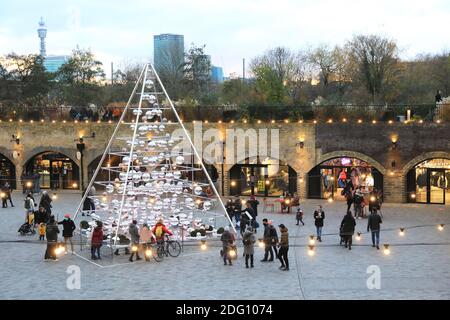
[
  {"left": 401, "top": 151, "right": 450, "bottom": 175},
  {"left": 309, "top": 151, "right": 387, "bottom": 175},
  {"left": 23, "top": 147, "right": 78, "bottom": 167},
  {"left": 0, "top": 147, "right": 14, "bottom": 163}
]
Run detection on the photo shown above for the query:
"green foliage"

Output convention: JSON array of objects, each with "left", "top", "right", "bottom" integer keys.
[
  {"left": 252, "top": 64, "right": 286, "bottom": 105},
  {"left": 0, "top": 53, "right": 52, "bottom": 105}
]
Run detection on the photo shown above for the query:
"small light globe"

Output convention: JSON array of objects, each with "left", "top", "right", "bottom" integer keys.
[
  {"left": 175, "top": 156, "right": 184, "bottom": 165},
  {"left": 194, "top": 186, "right": 203, "bottom": 195}
]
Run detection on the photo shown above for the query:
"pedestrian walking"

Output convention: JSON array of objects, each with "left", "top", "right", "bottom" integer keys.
[
  {"left": 296, "top": 207, "right": 304, "bottom": 225},
  {"left": 44, "top": 216, "right": 59, "bottom": 261},
  {"left": 261, "top": 219, "right": 278, "bottom": 262},
  {"left": 58, "top": 214, "right": 76, "bottom": 254},
  {"left": 240, "top": 202, "right": 254, "bottom": 236},
  {"left": 2, "top": 182, "right": 14, "bottom": 207},
  {"left": 277, "top": 224, "right": 289, "bottom": 271},
  {"left": 313, "top": 205, "right": 325, "bottom": 242},
  {"left": 343, "top": 180, "right": 354, "bottom": 212},
  {"left": 24, "top": 192, "right": 35, "bottom": 221},
  {"left": 225, "top": 198, "right": 234, "bottom": 224},
  {"left": 242, "top": 226, "right": 256, "bottom": 268},
  {"left": 220, "top": 226, "right": 235, "bottom": 266},
  {"left": 139, "top": 223, "right": 155, "bottom": 261},
  {"left": 82, "top": 187, "right": 96, "bottom": 216},
  {"left": 91, "top": 221, "right": 103, "bottom": 260},
  {"left": 353, "top": 187, "right": 364, "bottom": 218},
  {"left": 367, "top": 209, "right": 382, "bottom": 250},
  {"left": 233, "top": 196, "right": 242, "bottom": 229},
  {"left": 129, "top": 220, "right": 141, "bottom": 262},
  {"left": 340, "top": 211, "right": 356, "bottom": 250},
  {"left": 39, "top": 191, "right": 52, "bottom": 216},
  {"left": 247, "top": 196, "right": 259, "bottom": 229}
]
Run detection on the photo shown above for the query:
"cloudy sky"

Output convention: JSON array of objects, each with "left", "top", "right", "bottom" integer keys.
[{"left": 1, "top": 0, "right": 449, "bottom": 77}]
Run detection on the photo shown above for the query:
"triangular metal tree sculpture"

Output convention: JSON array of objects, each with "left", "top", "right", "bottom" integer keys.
[{"left": 73, "top": 63, "right": 234, "bottom": 248}]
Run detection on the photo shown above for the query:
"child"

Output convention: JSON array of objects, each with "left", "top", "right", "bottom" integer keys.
[
  {"left": 38, "top": 223, "right": 46, "bottom": 241},
  {"left": 296, "top": 207, "right": 304, "bottom": 226}
]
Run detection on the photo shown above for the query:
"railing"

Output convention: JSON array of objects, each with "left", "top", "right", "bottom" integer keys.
[{"left": 0, "top": 104, "right": 448, "bottom": 123}]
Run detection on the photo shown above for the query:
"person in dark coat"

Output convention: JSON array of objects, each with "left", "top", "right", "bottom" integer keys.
[
  {"left": 91, "top": 221, "right": 103, "bottom": 260},
  {"left": 82, "top": 187, "right": 96, "bottom": 216},
  {"left": 261, "top": 219, "right": 278, "bottom": 262},
  {"left": 340, "top": 211, "right": 356, "bottom": 250},
  {"left": 240, "top": 202, "right": 254, "bottom": 236},
  {"left": 128, "top": 220, "right": 141, "bottom": 262},
  {"left": 58, "top": 214, "right": 76, "bottom": 254},
  {"left": 225, "top": 198, "right": 234, "bottom": 224},
  {"left": 233, "top": 196, "right": 242, "bottom": 228},
  {"left": 247, "top": 196, "right": 259, "bottom": 229},
  {"left": 242, "top": 226, "right": 255, "bottom": 268},
  {"left": 313, "top": 205, "right": 325, "bottom": 242},
  {"left": 220, "top": 226, "right": 235, "bottom": 266},
  {"left": 435, "top": 90, "right": 442, "bottom": 103},
  {"left": 39, "top": 191, "right": 52, "bottom": 215},
  {"left": 343, "top": 180, "right": 354, "bottom": 212},
  {"left": 35, "top": 206, "right": 48, "bottom": 224},
  {"left": 44, "top": 216, "right": 59, "bottom": 261},
  {"left": 277, "top": 224, "right": 289, "bottom": 271},
  {"left": 367, "top": 209, "right": 383, "bottom": 249},
  {"left": 4, "top": 182, "right": 13, "bottom": 207}
]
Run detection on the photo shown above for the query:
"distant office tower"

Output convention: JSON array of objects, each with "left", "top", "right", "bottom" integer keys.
[
  {"left": 153, "top": 34, "right": 185, "bottom": 75},
  {"left": 44, "top": 55, "right": 70, "bottom": 73},
  {"left": 37, "top": 18, "right": 69, "bottom": 72},
  {"left": 211, "top": 66, "right": 224, "bottom": 83},
  {"left": 37, "top": 17, "right": 47, "bottom": 57}
]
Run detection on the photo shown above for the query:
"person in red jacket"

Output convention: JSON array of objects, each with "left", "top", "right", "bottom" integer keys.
[
  {"left": 152, "top": 218, "right": 173, "bottom": 242},
  {"left": 91, "top": 221, "right": 103, "bottom": 260}
]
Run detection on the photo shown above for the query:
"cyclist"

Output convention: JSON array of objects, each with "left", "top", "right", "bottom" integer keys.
[{"left": 152, "top": 218, "right": 173, "bottom": 243}]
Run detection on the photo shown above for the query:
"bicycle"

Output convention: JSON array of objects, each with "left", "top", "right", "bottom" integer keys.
[{"left": 152, "top": 235, "right": 182, "bottom": 262}]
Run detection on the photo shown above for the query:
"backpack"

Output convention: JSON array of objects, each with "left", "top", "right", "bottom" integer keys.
[
  {"left": 155, "top": 225, "right": 164, "bottom": 238},
  {"left": 24, "top": 198, "right": 31, "bottom": 209}
]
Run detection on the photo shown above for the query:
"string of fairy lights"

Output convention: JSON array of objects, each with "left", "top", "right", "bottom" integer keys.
[{"left": 0, "top": 118, "right": 445, "bottom": 125}]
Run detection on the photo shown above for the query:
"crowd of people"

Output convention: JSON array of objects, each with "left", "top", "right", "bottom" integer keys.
[
  {"left": 219, "top": 192, "right": 385, "bottom": 271},
  {"left": 7, "top": 179, "right": 384, "bottom": 267},
  {"left": 69, "top": 105, "right": 123, "bottom": 122}
]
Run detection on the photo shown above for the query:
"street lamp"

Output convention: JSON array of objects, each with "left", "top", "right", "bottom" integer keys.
[{"left": 76, "top": 138, "right": 85, "bottom": 191}]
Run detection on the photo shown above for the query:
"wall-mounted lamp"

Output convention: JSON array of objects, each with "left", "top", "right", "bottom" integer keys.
[
  {"left": 296, "top": 138, "right": 305, "bottom": 149},
  {"left": 10, "top": 134, "right": 20, "bottom": 145},
  {"left": 391, "top": 137, "right": 398, "bottom": 150}
]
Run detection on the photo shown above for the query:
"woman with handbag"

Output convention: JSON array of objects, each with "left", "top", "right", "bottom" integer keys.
[
  {"left": 242, "top": 226, "right": 255, "bottom": 268},
  {"left": 220, "top": 226, "right": 235, "bottom": 266}
]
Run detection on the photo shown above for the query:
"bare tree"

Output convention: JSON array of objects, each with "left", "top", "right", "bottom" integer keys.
[
  {"left": 308, "top": 44, "right": 337, "bottom": 87},
  {"left": 157, "top": 41, "right": 185, "bottom": 100},
  {"left": 250, "top": 47, "right": 310, "bottom": 104},
  {"left": 347, "top": 34, "right": 401, "bottom": 103}
]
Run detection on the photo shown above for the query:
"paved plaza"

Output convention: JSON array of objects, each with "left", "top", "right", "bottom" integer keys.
[{"left": 0, "top": 192, "right": 449, "bottom": 300}]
